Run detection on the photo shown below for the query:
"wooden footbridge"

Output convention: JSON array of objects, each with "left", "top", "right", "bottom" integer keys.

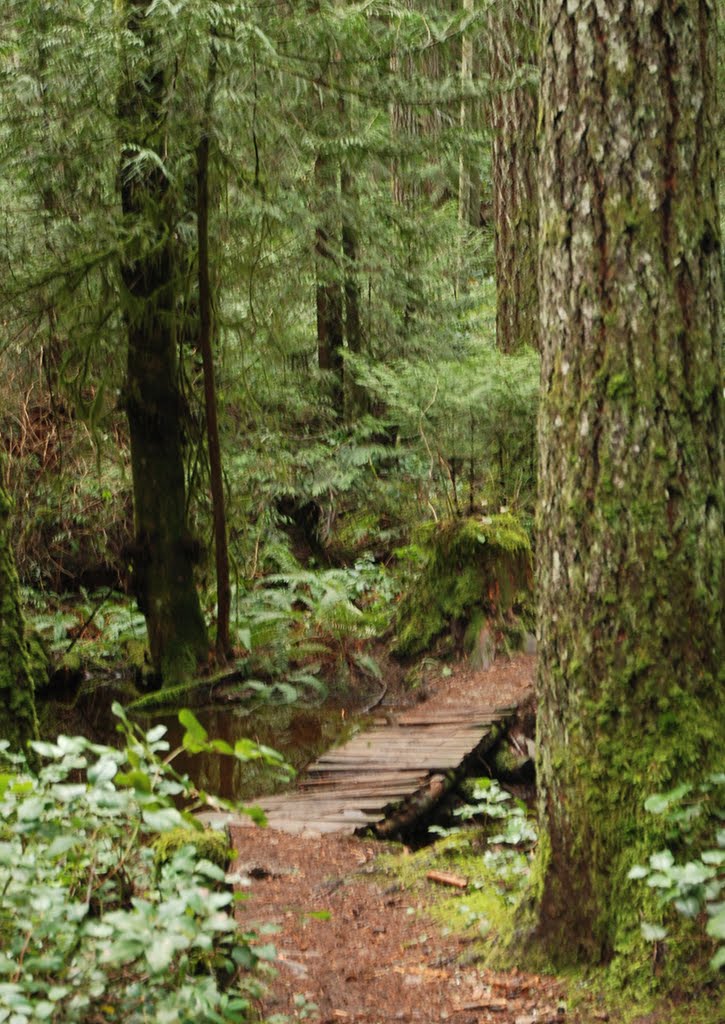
[{"left": 226, "top": 701, "right": 517, "bottom": 837}]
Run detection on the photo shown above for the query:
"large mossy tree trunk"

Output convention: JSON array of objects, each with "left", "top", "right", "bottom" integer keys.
[
  {"left": 489, "top": 0, "right": 539, "bottom": 352},
  {"left": 118, "top": 1, "right": 208, "bottom": 685},
  {"left": 535, "top": 0, "right": 723, "bottom": 964},
  {"left": 0, "top": 480, "right": 38, "bottom": 753}
]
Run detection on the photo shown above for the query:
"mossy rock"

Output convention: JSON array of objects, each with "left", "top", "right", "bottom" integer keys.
[
  {"left": 393, "top": 514, "right": 532, "bottom": 658},
  {"left": 153, "top": 826, "right": 230, "bottom": 869}
]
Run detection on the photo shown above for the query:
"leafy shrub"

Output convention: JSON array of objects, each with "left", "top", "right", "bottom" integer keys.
[
  {"left": 0, "top": 705, "right": 289, "bottom": 1022},
  {"left": 628, "top": 774, "right": 725, "bottom": 970}
]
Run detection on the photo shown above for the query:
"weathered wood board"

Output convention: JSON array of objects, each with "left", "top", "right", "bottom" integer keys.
[{"left": 226, "top": 702, "right": 515, "bottom": 836}]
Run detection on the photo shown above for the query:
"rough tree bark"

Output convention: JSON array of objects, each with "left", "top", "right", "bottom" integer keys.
[
  {"left": 315, "top": 149, "right": 344, "bottom": 415},
  {"left": 489, "top": 0, "right": 539, "bottom": 352},
  {"left": 197, "top": 36, "right": 231, "bottom": 662},
  {"left": 536, "top": 0, "right": 723, "bottom": 963},
  {"left": 0, "top": 476, "right": 38, "bottom": 753},
  {"left": 458, "top": 0, "right": 481, "bottom": 233},
  {"left": 118, "top": 1, "right": 208, "bottom": 684}
]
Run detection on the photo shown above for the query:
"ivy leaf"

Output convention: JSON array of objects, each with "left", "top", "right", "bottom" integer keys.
[
  {"left": 641, "top": 922, "right": 667, "bottom": 941},
  {"left": 649, "top": 850, "right": 674, "bottom": 871}
]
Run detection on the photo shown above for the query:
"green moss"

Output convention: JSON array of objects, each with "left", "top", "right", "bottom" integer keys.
[
  {"left": 127, "top": 678, "right": 212, "bottom": 712},
  {"left": 374, "top": 828, "right": 531, "bottom": 963},
  {"left": 393, "top": 514, "right": 532, "bottom": 657},
  {"left": 153, "top": 826, "right": 230, "bottom": 869}
]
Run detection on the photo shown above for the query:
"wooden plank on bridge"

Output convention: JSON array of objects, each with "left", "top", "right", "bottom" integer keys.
[{"left": 225, "top": 702, "right": 516, "bottom": 837}]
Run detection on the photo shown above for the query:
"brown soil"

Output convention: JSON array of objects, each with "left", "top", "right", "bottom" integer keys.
[{"left": 231, "top": 654, "right": 576, "bottom": 1024}]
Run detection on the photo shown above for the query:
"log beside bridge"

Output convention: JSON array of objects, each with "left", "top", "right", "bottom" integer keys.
[{"left": 221, "top": 702, "right": 517, "bottom": 837}]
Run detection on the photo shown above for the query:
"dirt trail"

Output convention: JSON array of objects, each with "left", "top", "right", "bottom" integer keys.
[{"left": 231, "top": 655, "right": 577, "bottom": 1024}]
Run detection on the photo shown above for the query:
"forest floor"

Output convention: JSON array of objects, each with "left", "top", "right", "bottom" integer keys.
[{"left": 231, "top": 655, "right": 604, "bottom": 1024}]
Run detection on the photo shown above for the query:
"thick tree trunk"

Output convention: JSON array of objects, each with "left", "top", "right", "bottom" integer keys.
[
  {"left": 536, "top": 0, "right": 723, "bottom": 963},
  {"left": 0, "top": 477, "right": 38, "bottom": 754},
  {"left": 489, "top": 0, "right": 538, "bottom": 352},
  {"left": 119, "top": 1, "right": 208, "bottom": 685}
]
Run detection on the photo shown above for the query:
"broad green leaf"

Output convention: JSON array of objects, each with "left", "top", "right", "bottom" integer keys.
[
  {"left": 46, "top": 835, "right": 78, "bottom": 858},
  {"left": 178, "top": 709, "right": 208, "bottom": 744},
  {"left": 640, "top": 922, "right": 667, "bottom": 941},
  {"left": 706, "top": 907, "right": 725, "bottom": 940},
  {"left": 142, "top": 807, "right": 183, "bottom": 832},
  {"left": 145, "top": 936, "right": 178, "bottom": 972},
  {"left": 711, "top": 946, "right": 725, "bottom": 970},
  {"left": 644, "top": 785, "right": 691, "bottom": 814},
  {"left": 251, "top": 942, "right": 276, "bottom": 961},
  {"left": 649, "top": 850, "right": 674, "bottom": 871},
  {"left": 674, "top": 896, "right": 701, "bottom": 917},
  {"left": 88, "top": 758, "right": 118, "bottom": 785}
]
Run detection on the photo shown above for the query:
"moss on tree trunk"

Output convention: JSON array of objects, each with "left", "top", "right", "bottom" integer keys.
[
  {"left": 535, "top": 0, "right": 723, "bottom": 966},
  {"left": 0, "top": 480, "right": 39, "bottom": 753},
  {"left": 394, "top": 514, "right": 532, "bottom": 658},
  {"left": 119, "top": 1, "right": 208, "bottom": 685}
]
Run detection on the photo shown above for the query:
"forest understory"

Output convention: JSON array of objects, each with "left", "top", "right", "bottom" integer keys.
[{"left": 1, "top": 1, "right": 723, "bottom": 1022}]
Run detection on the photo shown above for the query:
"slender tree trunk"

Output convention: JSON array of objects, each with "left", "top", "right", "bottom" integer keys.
[
  {"left": 118, "top": 1, "right": 208, "bottom": 684},
  {"left": 536, "top": 0, "right": 723, "bottom": 964},
  {"left": 341, "top": 167, "right": 362, "bottom": 364},
  {"left": 315, "top": 151, "right": 344, "bottom": 415},
  {"left": 458, "top": 0, "right": 480, "bottom": 231},
  {"left": 339, "top": 103, "right": 367, "bottom": 422},
  {"left": 0, "top": 473, "right": 38, "bottom": 754},
  {"left": 489, "top": 0, "right": 538, "bottom": 352},
  {"left": 457, "top": 0, "right": 481, "bottom": 294},
  {"left": 197, "top": 39, "right": 230, "bottom": 662}
]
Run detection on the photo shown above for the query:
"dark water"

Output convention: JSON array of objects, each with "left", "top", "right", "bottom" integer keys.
[{"left": 138, "top": 701, "right": 355, "bottom": 802}]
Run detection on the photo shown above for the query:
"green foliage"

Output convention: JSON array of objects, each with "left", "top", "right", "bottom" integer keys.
[
  {"left": 0, "top": 705, "right": 289, "bottom": 1022},
  {"left": 349, "top": 336, "right": 540, "bottom": 515},
  {"left": 431, "top": 777, "right": 537, "bottom": 854},
  {"left": 452, "top": 778, "right": 537, "bottom": 845},
  {"left": 628, "top": 774, "right": 725, "bottom": 970},
  {"left": 393, "top": 513, "right": 532, "bottom": 657},
  {"left": 226, "top": 556, "right": 397, "bottom": 698}
]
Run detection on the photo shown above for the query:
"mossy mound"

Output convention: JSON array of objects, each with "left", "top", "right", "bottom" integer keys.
[
  {"left": 153, "top": 826, "right": 230, "bottom": 869},
  {"left": 393, "top": 514, "right": 532, "bottom": 658}
]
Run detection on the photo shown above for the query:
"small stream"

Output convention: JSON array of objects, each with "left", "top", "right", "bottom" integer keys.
[
  {"left": 45, "top": 672, "right": 386, "bottom": 804},
  {"left": 139, "top": 701, "right": 356, "bottom": 802}
]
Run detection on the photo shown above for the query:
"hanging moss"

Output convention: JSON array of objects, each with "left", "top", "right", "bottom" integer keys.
[{"left": 393, "top": 514, "right": 532, "bottom": 657}]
